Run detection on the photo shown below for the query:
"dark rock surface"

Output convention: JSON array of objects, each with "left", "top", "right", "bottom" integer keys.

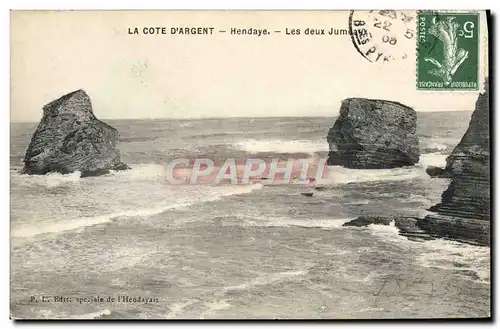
[
  {"left": 394, "top": 217, "right": 436, "bottom": 242},
  {"left": 426, "top": 203, "right": 442, "bottom": 213},
  {"left": 22, "top": 89, "right": 130, "bottom": 177},
  {"left": 425, "top": 165, "right": 451, "bottom": 178},
  {"left": 342, "top": 216, "right": 394, "bottom": 227},
  {"left": 422, "top": 78, "right": 490, "bottom": 246},
  {"left": 343, "top": 216, "right": 436, "bottom": 241},
  {"left": 327, "top": 98, "right": 420, "bottom": 169}
]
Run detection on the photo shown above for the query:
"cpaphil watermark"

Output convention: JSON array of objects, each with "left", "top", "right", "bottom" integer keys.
[{"left": 156, "top": 157, "right": 329, "bottom": 185}]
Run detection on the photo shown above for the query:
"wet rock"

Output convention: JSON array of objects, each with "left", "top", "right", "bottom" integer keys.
[
  {"left": 342, "top": 216, "right": 394, "bottom": 227},
  {"left": 394, "top": 217, "right": 425, "bottom": 234},
  {"left": 423, "top": 78, "right": 490, "bottom": 246},
  {"left": 327, "top": 98, "right": 420, "bottom": 169},
  {"left": 22, "top": 89, "right": 130, "bottom": 176},
  {"left": 426, "top": 166, "right": 451, "bottom": 178},
  {"left": 426, "top": 203, "right": 442, "bottom": 213}
]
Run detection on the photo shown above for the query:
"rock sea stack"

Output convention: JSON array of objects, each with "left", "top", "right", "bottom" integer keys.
[
  {"left": 327, "top": 98, "right": 420, "bottom": 169},
  {"left": 22, "top": 89, "right": 130, "bottom": 177},
  {"left": 420, "top": 78, "right": 490, "bottom": 246}
]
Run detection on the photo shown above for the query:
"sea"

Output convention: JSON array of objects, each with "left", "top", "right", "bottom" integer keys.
[{"left": 10, "top": 112, "right": 491, "bottom": 319}]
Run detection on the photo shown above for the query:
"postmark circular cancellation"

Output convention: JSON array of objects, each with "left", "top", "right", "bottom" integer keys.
[{"left": 349, "top": 10, "right": 416, "bottom": 63}]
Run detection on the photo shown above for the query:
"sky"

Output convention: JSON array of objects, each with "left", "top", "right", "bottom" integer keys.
[{"left": 10, "top": 10, "right": 489, "bottom": 122}]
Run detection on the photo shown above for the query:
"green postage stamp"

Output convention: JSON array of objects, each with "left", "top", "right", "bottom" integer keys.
[{"left": 417, "top": 12, "right": 479, "bottom": 91}]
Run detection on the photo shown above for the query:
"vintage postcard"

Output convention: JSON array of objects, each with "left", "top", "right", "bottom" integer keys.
[{"left": 10, "top": 10, "right": 490, "bottom": 320}]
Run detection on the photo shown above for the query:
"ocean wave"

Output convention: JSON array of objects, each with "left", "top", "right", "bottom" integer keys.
[
  {"left": 70, "top": 309, "right": 112, "bottom": 320},
  {"left": 320, "top": 152, "right": 450, "bottom": 185},
  {"left": 120, "top": 136, "right": 158, "bottom": 143},
  {"left": 12, "top": 183, "right": 264, "bottom": 238},
  {"left": 417, "top": 239, "right": 491, "bottom": 284},
  {"left": 11, "top": 202, "right": 192, "bottom": 238},
  {"left": 236, "top": 215, "right": 350, "bottom": 229},
  {"left": 421, "top": 141, "right": 449, "bottom": 153},
  {"left": 284, "top": 152, "right": 448, "bottom": 186},
  {"left": 365, "top": 221, "right": 411, "bottom": 244},
  {"left": 111, "top": 163, "right": 168, "bottom": 180},
  {"left": 233, "top": 139, "right": 329, "bottom": 155},
  {"left": 178, "top": 121, "right": 195, "bottom": 128},
  {"left": 222, "top": 269, "right": 310, "bottom": 294}
]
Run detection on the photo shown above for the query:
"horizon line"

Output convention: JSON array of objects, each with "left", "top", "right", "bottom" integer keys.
[{"left": 10, "top": 110, "right": 473, "bottom": 124}]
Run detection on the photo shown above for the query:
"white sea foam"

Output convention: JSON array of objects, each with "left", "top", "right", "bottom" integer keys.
[
  {"left": 366, "top": 221, "right": 411, "bottom": 244},
  {"left": 418, "top": 152, "right": 448, "bottom": 168},
  {"left": 179, "top": 122, "right": 194, "bottom": 128},
  {"left": 12, "top": 183, "right": 264, "bottom": 238},
  {"left": 200, "top": 300, "right": 232, "bottom": 319},
  {"left": 11, "top": 202, "right": 193, "bottom": 238},
  {"left": 362, "top": 221, "right": 490, "bottom": 284},
  {"left": 322, "top": 166, "right": 422, "bottom": 185},
  {"left": 111, "top": 163, "right": 168, "bottom": 180},
  {"left": 70, "top": 309, "right": 112, "bottom": 319},
  {"left": 238, "top": 215, "right": 350, "bottom": 229},
  {"left": 424, "top": 141, "right": 448, "bottom": 151},
  {"left": 16, "top": 171, "right": 82, "bottom": 188},
  {"left": 417, "top": 239, "right": 491, "bottom": 283},
  {"left": 234, "top": 139, "right": 329, "bottom": 154}
]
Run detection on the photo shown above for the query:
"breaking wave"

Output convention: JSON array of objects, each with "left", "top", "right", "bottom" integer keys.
[
  {"left": 233, "top": 139, "right": 329, "bottom": 155},
  {"left": 363, "top": 221, "right": 490, "bottom": 284},
  {"left": 321, "top": 166, "right": 423, "bottom": 185},
  {"left": 417, "top": 239, "right": 491, "bottom": 284},
  {"left": 14, "top": 171, "right": 82, "bottom": 188},
  {"left": 233, "top": 214, "right": 351, "bottom": 229}
]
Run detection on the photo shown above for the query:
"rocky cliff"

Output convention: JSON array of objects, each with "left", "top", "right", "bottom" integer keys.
[
  {"left": 22, "top": 89, "right": 130, "bottom": 177},
  {"left": 420, "top": 79, "right": 490, "bottom": 245},
  {"left": 327, "top": 98, "right": 420, "bottom": 169}
]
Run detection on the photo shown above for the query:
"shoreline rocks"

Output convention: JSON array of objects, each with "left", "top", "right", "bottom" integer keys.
[
  {"left": 22, "top": 89, "right": 130, "bottom": 177},
  {"left": 342, "top": 79, "right": 490, "bottom": 246},
  {"left": 327, "top": 98, "right": 420, "bottom": 169},
  {"left": 422, "top": 78, "right": 490, "bottom": 246},
  {"left": 342, "top": 216, "right": 435, "bottom": 242},
  {"left": 425, "top": 165, "right": 451, "bottom": 178},
  {"left": 342, "top": 216, "right": 393, "bottom": 227}
]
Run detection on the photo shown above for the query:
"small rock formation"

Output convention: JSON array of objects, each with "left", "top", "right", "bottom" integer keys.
[
  {"left": 343, "top": 216, "right": 435, "bottom": 241},
  {"left": 22, "top": 89, "right": 130, "bottom": 177},
  {"left": 426, "top": 203, "right": 441, "bottom": 212},
  {"left": 343, "top": 216, "right": 393, "bottom": 227},
  {"left": 426, "top": 165, "right": 451, "bottom": 178},
  {"left": 327, "top": 98, "right": 420, "bottom": 169},
  {"left": 419, "top": 78, "right": 490, "bottom": 246},
  {"left": 301, "top": 192, "right": 314, "bottom": 197}
]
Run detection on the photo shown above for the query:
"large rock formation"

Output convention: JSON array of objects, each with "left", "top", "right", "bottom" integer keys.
[
  {"left": 22, "top": 89, "right": 130, "bottom": 177},
  {"left": 420, "top": 79, "right": 490, "bottom": 245},
  {"left": 327, "top": 98, "right": 420, "bottom": 169}
]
